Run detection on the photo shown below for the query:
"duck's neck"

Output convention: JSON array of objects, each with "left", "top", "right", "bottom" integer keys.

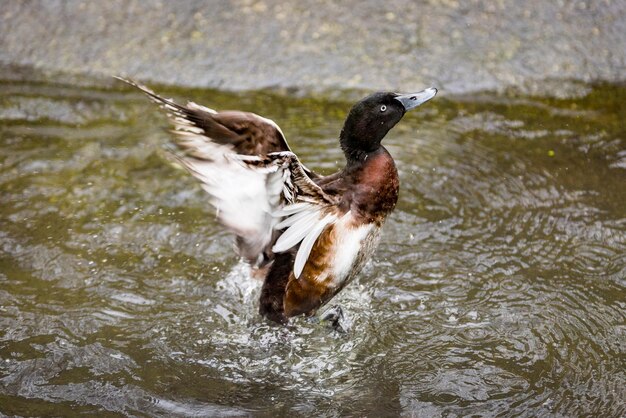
[
  {"left": 340, "top": 145, "right": 400, "bottom": 222},
  {"left": 341, "top": 145, "right": 386, "bottom": 174},
  {"left": 340, "top": 139, "right": 381, "bottom": 169},
  {"left": 342, "top": 147, "right": 371, "bottom": 168}
]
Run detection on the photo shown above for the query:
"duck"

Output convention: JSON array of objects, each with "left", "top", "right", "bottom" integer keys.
[{"left": 116, "top": 77, "right": 437, "bottom": 325}]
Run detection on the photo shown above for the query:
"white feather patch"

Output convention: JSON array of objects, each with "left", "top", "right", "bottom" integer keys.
[
  {"left": 272, "top": 210, "right": 322, "bottom": 252},
  {"left": 275, "top": 208, "right": 314, "bottom": 229},
  {"left": 272, "top": 204, "right": 337, "bottom": 279},
  {"left": 273, "top": 202, "right": 312, "bottom": 217},
  {"left": 331, "top": 218, "right": 376, "bottom": 283},
  {"left": 175, "top": 136, "right": 282, "bottom": 255},
  {"left": 293, "top": 213, "right": 335, "bottom": 278}
]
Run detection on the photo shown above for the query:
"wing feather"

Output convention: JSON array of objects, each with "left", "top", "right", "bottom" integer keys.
[
  {"left": 292, "top": 214, "right": 336, "bottom": 278},
  {"left": 117, "top": 77, "right": 336, "bottom": 273},
  {"left": 272, "top": 210, "right": 323, "bottom": 253}
]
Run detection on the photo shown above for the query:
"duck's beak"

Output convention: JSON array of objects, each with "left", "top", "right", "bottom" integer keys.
[{"left": 394, "top": 88, "right": 438, "bottom": 111}]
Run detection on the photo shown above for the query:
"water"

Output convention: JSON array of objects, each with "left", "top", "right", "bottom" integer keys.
[{"left": 0, "top": 66, "right": 625, "bottom": 416}]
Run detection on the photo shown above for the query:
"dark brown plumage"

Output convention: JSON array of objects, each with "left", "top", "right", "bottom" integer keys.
[{"left": 116, "top": 77, "right": 437, "bottom": 324}]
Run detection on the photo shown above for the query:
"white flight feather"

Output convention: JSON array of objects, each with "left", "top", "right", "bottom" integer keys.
[
  {"left": 195, "top": 158, "right": 272, "bottom": 236},
  {"left": 275, "top": 208, "right": 314, "bottom": 229},
  {"left": 272, "top": 203, "right": 338, "bottom": 279},
  {"left": 273, "top": 202, "right": 312, "bottom": 217},
  {"left": 176, "top": 136, "right": 280, "bottom": 250},
  {"left": 117, "top": 78, "right": 327, "bottom": 266},
  {"left": 293, "top": 214, "right": 335, "bottom": 278},
  {"left": 272, "top": 210, "right": 322, "bottom": 252}
]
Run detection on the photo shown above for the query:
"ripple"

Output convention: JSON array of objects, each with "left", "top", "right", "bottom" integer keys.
[{"left": 1, "top": 71, "right": 625, "bottom": 416}]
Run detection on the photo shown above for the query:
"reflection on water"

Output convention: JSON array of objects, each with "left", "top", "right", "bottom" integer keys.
[{"left": 0, "top": 66, "right": 625, "bottom": 416}]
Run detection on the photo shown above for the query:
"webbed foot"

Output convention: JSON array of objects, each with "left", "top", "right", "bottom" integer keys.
[{"left": 320, "top": 305, "right": 351, "bottom": 333}]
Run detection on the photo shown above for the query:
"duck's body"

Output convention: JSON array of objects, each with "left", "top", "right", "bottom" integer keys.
[
  {"left": 262, "top": 147, "right": 400, "bottom": 322},
  {"left": 117, "top": 77, "right": 436, "bottom": 324}
]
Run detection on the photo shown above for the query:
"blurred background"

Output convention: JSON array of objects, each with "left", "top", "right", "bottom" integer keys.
[
  {"left": 1, "top": 1, "right": 625, "bottom": 417},
  {"left": 1, "top": 0, "right": 625, "bottom": 94}
]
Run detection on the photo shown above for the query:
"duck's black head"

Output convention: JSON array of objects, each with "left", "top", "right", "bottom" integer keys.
[{"left": 340, "top": 88, "right": 437, "bottom": 162}]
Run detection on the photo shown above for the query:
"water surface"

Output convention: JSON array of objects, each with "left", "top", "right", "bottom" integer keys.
[{"left": 0, "top": 67, "right": 625, "bottom": 416}]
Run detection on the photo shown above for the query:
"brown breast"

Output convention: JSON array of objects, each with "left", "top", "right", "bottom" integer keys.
[
  {"left": 349, "top": 146, "right": 400, "bottom": 224},
  {"left": 282, "top": 146, "right": 400, "bottom": 318}
]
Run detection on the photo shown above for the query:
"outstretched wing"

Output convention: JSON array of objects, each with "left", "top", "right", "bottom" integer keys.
[
  {"left": 117, "top": 77, "right": 336, "bottom": 276},
  {"left": 115, "top": 77, "right": 319, "bottom": 179}
]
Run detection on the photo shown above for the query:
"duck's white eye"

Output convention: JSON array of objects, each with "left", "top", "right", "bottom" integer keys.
[{"left": 380, "top": 105, "right": 387, "bottom": 112}]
